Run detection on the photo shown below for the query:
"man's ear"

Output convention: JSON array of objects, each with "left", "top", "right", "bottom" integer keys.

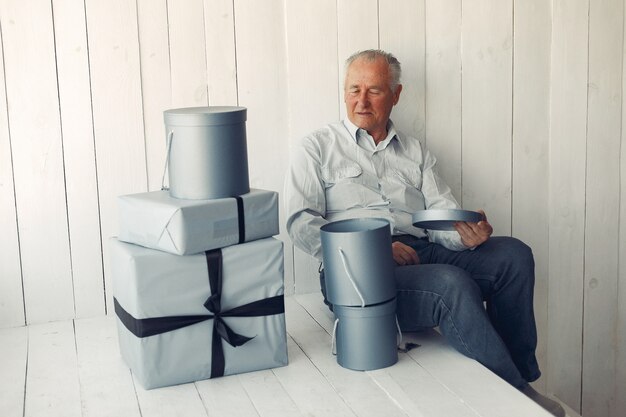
[{"left": 393, "top": 84, "right": 403, "bottom": 105}]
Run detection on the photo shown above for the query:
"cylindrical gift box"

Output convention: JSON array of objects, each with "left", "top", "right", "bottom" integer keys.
[
  {"left": 320, "top": 218, "right": 396, "bottom": 307},
  {"left": 164, "top": 106, "right": 249, "bottom": 200},
  {"left": 334, "top": 298, "right": 398, "bottom": 371}
]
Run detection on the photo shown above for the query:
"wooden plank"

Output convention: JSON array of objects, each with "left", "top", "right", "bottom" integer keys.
[
  {"left": 232, "top": 0, "right": 293, "bottom": 294},
  {"left": 270, "top": 335, "right": 357, "bottom": 417},
  {"left": 285, "top": 297, "right": 409, "bottom": 417},
  {"left": 284, "top": 0, "right": 339, "bottom": 139},
  {"left": 134, "top": 383, "right": 209, "bottom": 417},
  {"left": 546, "top": 0, "right": 589, "bottom": 412},
  {"left": 336, "top": 0, "right": 379, "bottom": 121},
  {"left": 24, "top": 321, "right": 81, "bottom": 417},
  {"left": 405, "top": 331, "right": 552, "bottom": 417},
  {"left": 74, "top": 316, "right": 141, "bottom": 417},
  {"left": 460, "top": 0, "right": 513, "bottom": 235},
  {"left": 167, "top": 0, "right": 208, "bottom": 108},
  {"left": 52, "top": 0, "right": 105, "bottom": 319},
  {"left": 232, "top": 0, "right": 288, "bottom": 195},
  {"left": 367, "top": 353, "right": 476, "bottom": 417},
  {"left": 0, "top": 17, "right": 24, "bottom": 328},
  {"left": 284, "top": 0, "right": 339, "bottom": 294},
  {"left": 293, "top": 247, "right": 321, "bottom": 295},
  {"left": 0, "top": 326, "right": 27, "bottom": 417},
  {"left": 196, "top": 375, "right": 261, "bottom": 417},
  {"left": 378, "top": 0, "right": 425, "bottom": 140},
  {"left": 137, "top": 0, "right": 172, "bottom": 191},
  {"left": 582, "top": 0, "right": 623, "bottom": 415},
  {"left": 204, "top": 0, "right": 238, "bottom": 106},
  {"left": 511, "top": 0, "right": 551, "bottom": 393},
  {"left": 423, "top": 0, "right": 463, "bottom": 200},
  {"left": 238, "top": 369, "right": 303, "bottom": 417},
  {"left": 0, "top": 0, "right": 74, "bottom": 324},
  {"left": 85, "top": 0, "right": 147, "bottom": 312},
  {"left": 618, "top": 9, "right": 626, "bottom": 415}
]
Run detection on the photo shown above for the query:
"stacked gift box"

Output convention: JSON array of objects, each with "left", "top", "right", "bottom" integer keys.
[
  {"left": 320, "top": 218, "right": 399, "bottom": 371},
  {"left": 110, "top": 106, "right": 288, "bottom": 389}
]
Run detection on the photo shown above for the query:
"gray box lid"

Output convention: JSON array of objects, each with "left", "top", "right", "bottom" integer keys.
[{"left": 164, "top": 106, "right": 247, "bottom": 126}]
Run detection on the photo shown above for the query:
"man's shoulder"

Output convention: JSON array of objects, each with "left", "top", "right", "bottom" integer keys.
[
  {"left": 393, "top": 128, "right": 427, "bottom": 152},
  {"left": 300, "top": 121, "right": 346, "bottom": 145},
  {"left": 307, "top": 121, "right": 344, "bottom": 136}
]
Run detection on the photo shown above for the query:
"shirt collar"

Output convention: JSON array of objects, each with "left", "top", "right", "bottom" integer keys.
[{"left": 342, "top": 118, "right": 403, "bottom": 149}]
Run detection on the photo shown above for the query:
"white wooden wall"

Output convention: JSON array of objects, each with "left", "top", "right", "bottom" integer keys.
[{"left": 0, "top": 1, "right": 624, "bottom": 416}]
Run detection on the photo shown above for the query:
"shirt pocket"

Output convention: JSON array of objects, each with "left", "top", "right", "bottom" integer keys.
[
  {"left": 321, "top": 163, "right": 363, "bottom": 185},
  {"left": 321, "top": 163, "right": 365, "bottom": 211},
  {"left": 392, "top": 164, "right": 421, "bottom": 188}
]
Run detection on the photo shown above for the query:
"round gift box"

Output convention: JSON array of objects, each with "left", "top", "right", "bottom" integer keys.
[
  {"left": 164, "top": 106, "right": 250, "bottom": 200},
  {"left": 334, "top": 298, "right": 398, "bottom": 371},
  {"left": 320, "top": 218, "right": 396, "bottom": 307}
]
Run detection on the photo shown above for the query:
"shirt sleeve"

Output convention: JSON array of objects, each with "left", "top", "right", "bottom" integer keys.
[
  {"left": 284, "top": 135, "right": 329, "bottom": 260},
  {"left": 418, "top": 143, "right": 468, "bottom": 252}
]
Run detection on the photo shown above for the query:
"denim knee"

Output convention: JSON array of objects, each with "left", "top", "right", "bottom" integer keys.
[
  {"left": 395, "top": 264, "right": 483, "bottom": 328},
  {"left": 490, "top": 236, "right": 535, "bottom": 270}
]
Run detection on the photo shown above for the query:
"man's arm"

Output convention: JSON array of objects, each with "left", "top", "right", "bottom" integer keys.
[{"left": 284, "top": 137, "right": 328, "bottom": 260}]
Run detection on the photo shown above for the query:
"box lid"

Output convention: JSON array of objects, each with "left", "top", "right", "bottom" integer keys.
[{"left": 164, "top": 106, "right": 247, "bottom": 127}]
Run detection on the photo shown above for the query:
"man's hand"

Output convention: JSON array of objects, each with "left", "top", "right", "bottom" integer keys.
[
  {"left": 392, "top": 241, "right": 420, "bottom": 266},
  {"left": 454, "top": 209, "right": 493, "bottom": 248}
]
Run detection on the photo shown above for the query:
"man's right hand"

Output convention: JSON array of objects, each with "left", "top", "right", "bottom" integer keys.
[{"left": 392, "top": 241, "right": 420, "bottom": 266}]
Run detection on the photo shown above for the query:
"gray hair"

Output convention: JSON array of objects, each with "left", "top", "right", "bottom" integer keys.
[{"left": 345, "top": 49, "right": 402, "bottom": 90}]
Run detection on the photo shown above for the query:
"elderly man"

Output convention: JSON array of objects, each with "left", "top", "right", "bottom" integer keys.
[{"left": 284, "top": 49, "right": 564, "bottom": 417}]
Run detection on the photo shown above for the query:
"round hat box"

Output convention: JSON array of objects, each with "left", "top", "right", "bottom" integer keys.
[
  {"left": 164, "top": 106, "right": 249, "bottom": 200},
  {"left": 320, "top": 218, "right": 396, "bottom": 307},
  {"left": 334, "top": 298, "right": 398, "bottom": 371}
]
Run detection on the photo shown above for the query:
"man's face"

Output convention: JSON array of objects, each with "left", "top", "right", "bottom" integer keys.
[{"left": 344, "top": 56, "right": 402, "bottom": 140}]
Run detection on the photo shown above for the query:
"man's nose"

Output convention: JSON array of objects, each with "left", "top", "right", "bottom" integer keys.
[{"left": 356, "top": 91, "right": 369, "bottom": 107}]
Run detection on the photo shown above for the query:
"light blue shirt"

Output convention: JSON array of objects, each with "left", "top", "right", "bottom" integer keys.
[{"left": 285, "top": 119, "right": 466, "bottom": 259}]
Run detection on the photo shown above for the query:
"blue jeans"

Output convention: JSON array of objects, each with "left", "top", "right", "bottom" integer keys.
[{"left": 320, "top": 235, "right": 540, "bottom": 388}]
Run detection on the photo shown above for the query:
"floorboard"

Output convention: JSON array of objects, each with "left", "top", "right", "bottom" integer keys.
[
  {"left": 74, "top": 317, "right": 141, "bottom": 417},
  {"left": 24, "top": 321, "right": 81, "bottom": 417},
  {"left": 0, "top": 326, "right": 27, "bottom": 417},
  {"left": 0, "top": 293, "right": 575, "bottom": 417}
]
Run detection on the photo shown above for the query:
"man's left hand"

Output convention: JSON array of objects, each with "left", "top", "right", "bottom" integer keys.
[{"left": 454, "top": 209, "right": 493, "bottom": 248}]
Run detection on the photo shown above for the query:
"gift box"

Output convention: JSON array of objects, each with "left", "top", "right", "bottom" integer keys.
[
  {"left": 117, "top": 188, "right": 279, "bottom": 255},
  {"left": 110, "top": 237, "right": 288, "bottom": 389}
]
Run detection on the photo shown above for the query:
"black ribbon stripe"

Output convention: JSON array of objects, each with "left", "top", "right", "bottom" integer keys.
[
  {"left": 235, "top": 195, "right": 245, "bottom": 244},
  {"left": 114, "top": 295, "right": 284, "bottom": 339},
  {"left": 115, "top": 247, "right": 284, "bottom": 379}
]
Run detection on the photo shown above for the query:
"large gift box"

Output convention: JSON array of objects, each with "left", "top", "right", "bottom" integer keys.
[
  {"left": 110, "top": 237, "right": 288, "bottom": 389},
  {"left": 117, "top": 188, "right": 279, "bottom": 255}
]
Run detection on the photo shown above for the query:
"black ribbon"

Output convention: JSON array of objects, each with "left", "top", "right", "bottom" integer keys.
[
  {"left": 235, "top": 196, "right": 245, "bottom": 244},
  {"left": 114, "top": 247, "right": 284, "bottom": 378}
]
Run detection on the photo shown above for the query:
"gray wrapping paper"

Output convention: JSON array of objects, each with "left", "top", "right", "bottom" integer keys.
[
  {"left": 110, "top": 237, "right": 288, "bottom": 389},
  {"left": 117, "top": 189, "right": 279, "bottom": 255}
]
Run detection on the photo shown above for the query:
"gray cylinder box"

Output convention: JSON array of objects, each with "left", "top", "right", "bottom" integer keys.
[
  {"left": 164, "top": 106, "right": 250, "bottom": 200},
  {"left": 320, "top": 218, "right": 396, "bottom": 307},
  {"left": 334, "top": 298, "right": 398, "bottom": 371}
]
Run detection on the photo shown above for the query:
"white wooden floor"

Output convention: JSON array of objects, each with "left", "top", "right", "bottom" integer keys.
[{"left": 1, "top": 293, "right": 576, "bottom": 417}]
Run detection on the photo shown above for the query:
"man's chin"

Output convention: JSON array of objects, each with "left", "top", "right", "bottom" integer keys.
[{"left": 351, "top": 116, "right": 374, "bottom": 130}]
